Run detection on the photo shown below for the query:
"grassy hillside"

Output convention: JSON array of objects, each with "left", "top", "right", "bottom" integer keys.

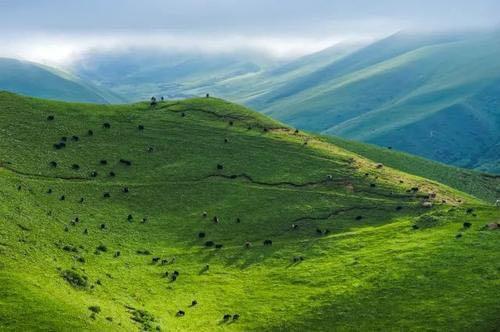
[
  {"left": 325, "top": 135, "right": 500, "bottom": 203},
  {"left": 234, "top": 31, "right": 500, "bottom": 173},
  {"left": 0, "top": 92, "right": 499, "bottom": 331},
  {"left": 0, "top": 58, "right": 125, "bottom": 104}
]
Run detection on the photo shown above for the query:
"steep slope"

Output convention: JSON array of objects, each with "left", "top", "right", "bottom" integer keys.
[
  {"left": 0, "top": 92, "right": 498, "bottom": 331},
  {"left": 186, "top": 42, "right": 365, "bottom": 103},
  {"left": 236, "top": 31, "right": 500, "bottom": 173},
  {"left": 0, "top": 58, "right": 125, "bottom": 104}
]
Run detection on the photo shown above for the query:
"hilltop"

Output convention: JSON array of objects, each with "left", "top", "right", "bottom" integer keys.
[{"left": 0, "top": 92, "right": 498, "bottom": 331}]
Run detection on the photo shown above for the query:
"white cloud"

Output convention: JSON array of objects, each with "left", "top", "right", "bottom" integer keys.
[{"left": 0, "top": 31, "right": 378, "bottom": 66}]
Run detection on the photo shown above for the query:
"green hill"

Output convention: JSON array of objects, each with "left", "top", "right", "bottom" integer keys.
[
  {"left": 0, "top": 58, "right": 125, "bottom": 104},
  {"left": 0, "top": 92, "right": 499, "bottom": 331},
  {"left": 231, "top": 31, "right": 500, "bottom": 173}
]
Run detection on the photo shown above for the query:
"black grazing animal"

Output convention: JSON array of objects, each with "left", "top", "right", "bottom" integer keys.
[
  {"left": 316, "top": 228, "right": 323, "bottom": 235},
  {"left": 127, "top": 214, "right": 133, "bottom": 221},
  {"left": 263, "top": 239, "right": 272, "bottom": 246},
  {"left": 53, "top": 142, "right": 66, "bottom": 149},
  {"left": 103, "top": 192, "right": 111, "bottom": 198},
  {"left": 61, "top": 136, "right": 68, "bottom": 142},
  {"left": 141, "top": 218, "right": 147, "bottom": 224},
  {"left": 206, "top": 93, "right": 210, "bottom": 98},
  {"left": 215, "top": 244, "right": 223, "bottom": 249},
  {"left": 245, "top": 241, "right": 252, "bottom": 248},
  {"left": 150, "top": 97, "right": 157, "bottom": 106},
  {"left": 205, "top": 241, "right": 215, "bottom": 247},
  {"left": 236, "top": 218, "right": 241, "bottom": 223},
  {"left": 202, "top": 211, "right": 208, "bottom": 217},
  {"left": 181, "top": 112, "right": 186, "bottom": 117},
  {"left": 216, "top": 164, "right": 223, "bottom": 170},
  {"left": 291, "top": 224, "right": 299, "bottom": 230},
  {"left": 103, "top": 123, "right": 111, "bottom": 129},
  {"left": 161, "top": 259, "right": 168, "bottom": 265},
  {"left": 355, "top": 216, "right": 363, "bottom": 221},
  {"left": 100, "top": 160, "right": 107, "bottom": 165},
  {"left": 138, "top": 125, "right": 144, "bottom": 130},
  {"left": 49, "top": 161, "right": 57, "bottom": 167},
  {"left": 114, "top": 251, "right": 121, "bottom": 257},
  {"left": 122, "top": 187, "right": 129, "bottom": 193},
  {"left": 119, "top": 159, "right": 132, "bottom": 166},
  {"left": 466, "top": 208, "right": 474, "bottom": 214},
  {"left": 198, "top": 232, "right": 206, "bottom": 238},
  {"left": 224, "top": 138, "right": 228, "bottom": 143},
  {"left": 71, "top": 135, "right": 79, "bottom": 141},
  {"left": 60, "top": 195, "right": 65, "bottom": 201},
  {"left": 90, "top": 171, "right": 98, "bottom": 177},
  {"left": 79, "top": 197, "right": 84, "bottom": 203},
  {"left": 176, "top": 310, "right": 184, "bottom": 317},
  {"left": 396, "top": 206, "right": 403, "bottom": 211},
  {"left": 148, "top": 147, "right": 154, "bottom": 153},
  {"left": 171, "top": 275, "right": 177, "bottom": 281},
  {"left": 83, "top": 228, "right": 88, "bottom": 235},
  {"left": 223, "top": 314, "right": 231, "bottom": 321},
  {"left": 294, "top": 129, "right": 299, "bottom": 134},
  {"left": 293, "top": 256, "right": 304, "bottom": 263},
  {"left": 109, "top": 171, "right": 116, "bottom": 177},
  {"left": 88, "top": 130, "right": 93, "bottom": 136},
  {"left": 233, "top": 314, "right": 240, "bottom": 320},
  {"left": 100, "top": 224, "right": 106, "bottom": 230},
  {"left": 47, "top": 188, "right": 52, "bottom": 194},
  {"left": 213, "top": 216, "right": 219, "bottom": 224},
  {"left": 463, "top": 222, "right": 472, "bottom": 229},
  {"left": 71, "top": 164, "right": 80, "bottom": 170},
  {"left": 47, "top": 115, "right": 54, "bottom": 121},
  {"left": 370, "top": 183, "right": 376, "bottom": 188},
  {"left": 191, "top": 300, "right": 197, "bottom": 306},
  {"left": 152, "top": 257, "right": 160, "bottom": 264}
]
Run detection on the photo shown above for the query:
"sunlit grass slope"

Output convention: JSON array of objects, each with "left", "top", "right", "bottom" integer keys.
[{"left": 0, "top": 92, "right": 498, "bottom": 331}]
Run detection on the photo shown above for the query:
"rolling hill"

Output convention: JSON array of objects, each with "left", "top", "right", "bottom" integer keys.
[
  {"left": 0, "top": 58, "right": 125, "bottom": 104},
  {"left": 219, "top": 31, "right": 500, "bottom": 173},
  {"left": 0, "top": 92, "right": 499, "bottom": 331}
]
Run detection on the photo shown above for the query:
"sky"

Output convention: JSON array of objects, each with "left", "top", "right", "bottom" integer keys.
[{"left": 0, "top": 0, "right": 499, "bottom": 65}]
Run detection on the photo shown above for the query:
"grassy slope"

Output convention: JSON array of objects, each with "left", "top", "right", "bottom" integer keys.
[
  {"left": 0, "top": 58, "right": 125, "bottom": 104},
  {"left": 0, "top": 92, "right": 499, "bottom": 331},
  {"left": 224, "top": 32, "right": 500, "bottom": 173},
  {"left": 325, "top": 135, "right": 500, "bottom": 203}
]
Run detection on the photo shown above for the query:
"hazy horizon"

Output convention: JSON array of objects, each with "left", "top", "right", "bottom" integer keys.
[{"left": 1, "top": 0, "right": 499, "bottom": 65}]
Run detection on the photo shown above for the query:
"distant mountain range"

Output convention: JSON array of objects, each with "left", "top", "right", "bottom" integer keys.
[
  {"left": 1, "top": 30, "right": 499, "bottom": 173},
  {"left": 193, "top": 31, "right": 500, "bottom": 173},
  {"left": 0, "top": 58, "right": 125, "bottom": 103}
]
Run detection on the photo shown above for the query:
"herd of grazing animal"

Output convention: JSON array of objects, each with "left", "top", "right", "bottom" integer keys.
[{"left": 34, "top": 101, "right": 491, "bottom": 326}]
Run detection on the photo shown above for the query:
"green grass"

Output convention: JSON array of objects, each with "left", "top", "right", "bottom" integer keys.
[
  {"left": 0, "top": 92, "right": 499, "bottom": 331},
  {"left": 325, "top": 135, "right": 500, "bottom": 203}
]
